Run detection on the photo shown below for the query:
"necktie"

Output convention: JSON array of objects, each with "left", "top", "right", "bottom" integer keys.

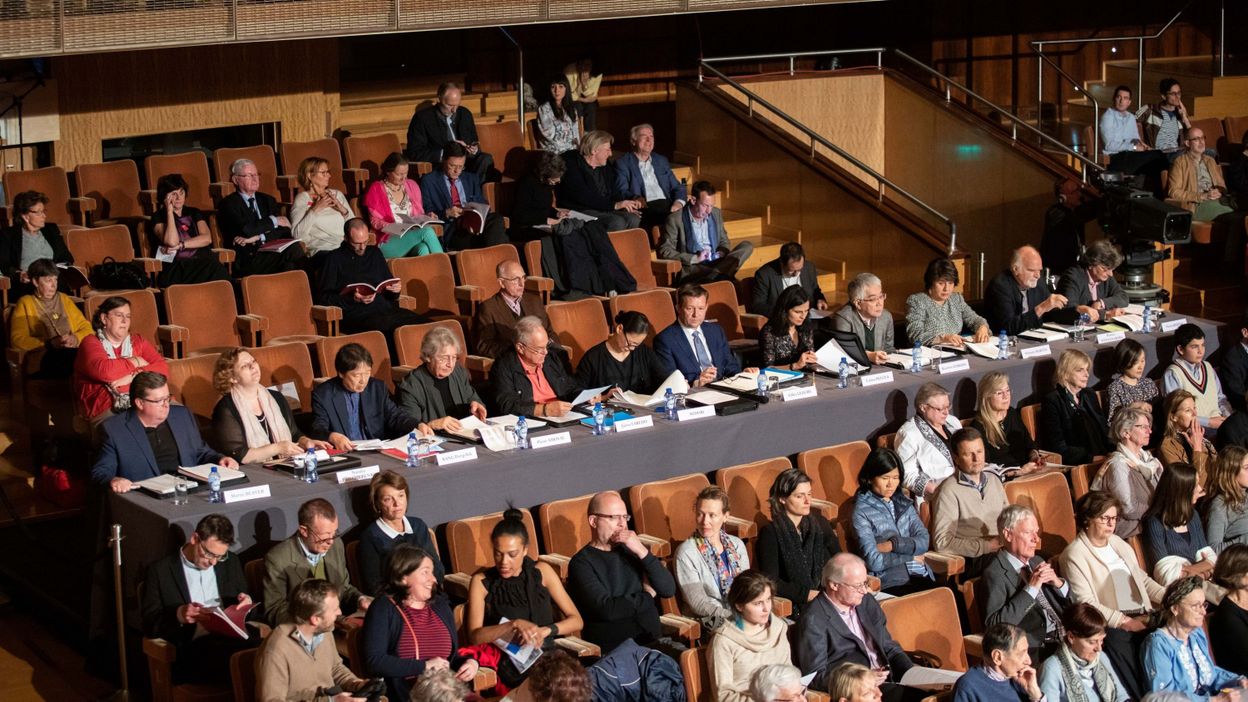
[
  {"left": 449, "top": 178, "right": 462, "bottom": 208},
  {"left": 1023, "top": 565, "right": 1065, "bottom": 640},
  {"left": 692, "top": 330, "right": 712, "bottom": 370},
  {"left": 248, "top": 196, "right": 260, "bottom": 219}
]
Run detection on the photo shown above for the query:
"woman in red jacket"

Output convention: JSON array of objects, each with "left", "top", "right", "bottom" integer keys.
[{"left": 73, "top": 295, "right": 169, "bottom": 422}]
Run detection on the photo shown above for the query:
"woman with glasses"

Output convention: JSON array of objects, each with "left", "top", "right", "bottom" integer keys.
[
  {"left": 895, "top": 382, "right": 962, "bottom": 500},
  {"left": 1105, "top": 339, "right": 1160, "bottom": 421},
  {"left": 760, "top": 285, "right": 819, "bottom": 371},
  {"left": 0, "top": 190, "right": 73, "bottom": 298},
  {"left": 395, "top": 326, "right": 488, "bottom": 432},
  {"left": 1211, "top": 544, "right": 1248, "bottom": 675},
  {"left": 850, "top": 448, "right": 935, "bottom": 595},
  {"left": 357, "top": 470, "right": 442, "bottom": 596},
  {"left": 709, "top": 570, "right": 792, "bottom": 702},
  {"left": 9, "top": 257, "right": 91, "bottom": 379},
  {"left": 675, "top": 486, "right": 749, "bottom": 634},
  {"left": 575, "top": 311, "right": 669, "bottom": 395},
  {"left": 970, "top": 372, "right": 1046, "bottom": 476},
  {"left": 210, "top": 347, "right": 330, "bottom": 464},
  {"left": 1141, "top": 576, "right": 1246, "bottom": 700},
  {"left": 755, "top": 468, "right": 840, "bottom": 619},
  {"left": 904, "top": 257, "right": 990, "bottom": 348},
  {"left": 1038, "top": 603, "right": 1130, "bottom": 702},
  {"left": 1158, "top": 390, "right": 1217, "bottom": 482},
  {"left": 73, "top": 295, "right": 169, "bottom": 422},
  {"left": 1041, "top": 349, "right": 1110, "bottom": 465},
  {"left": 1092, "top": 406, "right": 1164, "bottom": 540},
  {"left": 290, "top": 156, "right": 354, "bottom": 256},
  {"left": 1206, "top": 447, "right": 1248, "bottom": 554},
  {"left": 150, "top": 174, "right": 231, "bottom": 287},
  {"left": 1141, "top": 462, "right": 1221, "bottom": 595}
]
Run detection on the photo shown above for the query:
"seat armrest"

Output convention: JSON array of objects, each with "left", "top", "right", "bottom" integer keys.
[
  {"left": 342, "top": 167, "right": 369, "bottom": 198},
  {"left": 209, "top": 181, "right": 236, "bottom": 203},
  {"left": 538, "top": 553, "right": 571, "bottom": 581},
  {"left": 811, "top": 497, "right": 837, "bottom": 521},
  {"left": 157, "top": 324, "right": 189, "bottom": 359},
  {"left": 68, "top": 196, "right": 97, "bottom": 225},
  {"left": 866, "top": 575, "right": 881, "bottom": 592},
  {"left": 553, "top": 636, "right": 601, "bottom": 658},
  {"left": 635, "top": 533, "right": 671, "bottom": 559},
  {"left": 524, "top": 276, "right": 554, "bottom": 303},
  {"left": 392, "top": 365, "right": 414, "bottom": 384},
  {"left": 808, "top": 693, "right": 832, "bottom": 702},
  {"left": 472, "top": 667, "right": 497, "bottom": 693},
  {"left": 139, "top": 189, "right": 158, "bottom": 215},
  {"left": 444, "top": 572, "right": 471, "bottom": 600},
  {"left": 963, "top": 634, "right": 984, "bottom": 662},
  {"left": 724, "top": 515, "right": 757, "bottom": 540},
  {"left": 924, "top": 551, "right": 965, "bottom": 578},
  {"left": 310, "top": 305, "right": 342, "bottom": 337},
  {"left": 276, "top": 175, "right": 300, "bottom": 205},
  {"left": 465, "top": 355, "right": 493, "bottom": 374},
  {"left": 455, "top": 284, "right": 486, "bottom": 316},
  {"left": 142, "top": 637, "right": 177, "bottom": 663},
  {"left": 772, "top": 596, "right": 793, "bottom": 618},
  {"left": 414, "top": 161, "right": 433, "bottom": 176},
  {"left": 651, "top": 258, "right": 682, "bottom": 287},
  {"left": 236, "top": 314, "right": 268, "bottom": 347},
  {"left": 312, "top": 376, "right": 329, "bottom": 389},
  {"left": 133, "top": 257, "right": 164, "bottom": 276},
  {"left": 659, "top": 613, "right": 700, "bottom": 645},
  {"left": 741, "top": 313, "right": 767, "bottom": 337},
  {"left": 212, "top": 247, "right": 236, "bottom": 267},
  {"left": 397, "top": 294, "right": 419, "bottom": 312}
]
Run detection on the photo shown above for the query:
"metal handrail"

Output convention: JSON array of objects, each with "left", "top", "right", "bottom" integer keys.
[
  {"left": 698, "top": 60, "right": 958, "bottom": 254},
  {"left": 498, "top": 27, "right": 524, "bottom": 140},
  {"left": 1032, "top": 52, "right": 1102, "bottom": 163}
]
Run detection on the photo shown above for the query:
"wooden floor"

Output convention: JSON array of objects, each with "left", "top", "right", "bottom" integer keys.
[{"left": 0, "top": 595, "right": 115, "bottom": 701}]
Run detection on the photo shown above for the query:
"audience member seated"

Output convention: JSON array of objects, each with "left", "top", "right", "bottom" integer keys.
[
  {"left": 1038, "top": 603, "right": 1131, "bottom": 702},
  {"left": 1141, "top": 79, "right": 1193, "bottom": 157},
  {"left": 150, "top": 174, "right": 230, "bottom": 286},
  {"left": 357, "top": 470, "right": 442, "bottom": 596},
  {"left": 952, "top": 622, "right": 1044, "bottom": 702},
  {"left": 748, "top": 664, "right": 810, "bottom": 702},
  {"left": 658, "top": 180, "right": 753, "bottom": 285},
  {"left": 395, "top": 325, "right": 487, "bottom": 430},
  {"left": 217, "top": 158, "right": 303, "bottom": 276},
  {"left": 761, "top": 285, "right": 818, "bottom": 371},
  {"left": 420, "top": 142, "right": 508, "bottom": 251},
  {"left": 1216, "top": 410, "right": 1248, "bottom": 455},
  {"left": 362, "top": 544, "right": 480, "bottom": 700},
  {"left": 931, "top": 427, "right": 1007, "bottom": 575},
  {"left": 1207, "top": 447, "right": 1248, "bottom": 554},
  {"left": 141, "top": 514, "right": 253, "bottom": 684},
  {"left": 576, "top": 311, "right": 669, "bottom": 395},
  {"left": 536, "top": 76, "right": 581, "bottom": 155},
  {"left": 566, "top": 490, "right": 675, "bottom": 653},
  {"left": 255, "top": 579, "right": 369, "bottom": 701},
  {"left": 970, "top": 372, "right": 1045, "bottom": 475},
  {"left": 1163, "top": 323, "right": 1232, "bottom": 431},
  {"left": 291, "top": 156, "right": 355, "bottom": 257},
  {"left": 466, "top": 508, "right": 581, "bottom": 691},
  {"left": 1057, "top": 239, "right": 1130, "bottom": 324},
  {"left": 984, "top": 505, "right": 1071, "bottom": 664},
  {"left": 1106, "top": 338, "right": 1161, "bottom": 420},
  {"left": 410, "top": 668, "right": 472, "bottom": 702},
  {"left": 556, "top": 130, "right": 641, "bottom": 233},
  {"left": 74, "top": 295, "right": 170, "bottom": 423},
  {"left": 1141, "top": 576, "right": 1247, "bottom": 700},
  {"left": 1159, "top": 390, "right": 1217, "bottom": 481},
  {"left": 316, "top": 218, "right": 428, "bottom": 337},
  {"left": 1219, "top": 313, "right": 1248, "bottom": 414},
  {"left": 565, "top": 57, "right": 600, "bottom": 131},
  {"left": 1167, "top": 127, "right": 1245, "bottom": 253},
  {"left": 0, "top": 190, "right": 72, "bottom": 297},
  {"left": 675, "top": 486, "right": 750, "bottom": 632},
  {"left": 263, "top": 498, "right": 371, "bottom": 627},
  {"left": 826, "top": 662, "right": 885, "bottom": 702},
  {"left": 9, "top": 257, "right": 91, "bottom": 379},
  {"left": 905, "top": 257, "right": 989, "bottom": 347},
  {"left": 1142, "top": 462, "right": 1219, "bottom": 592},
  {"left": 756, "top": 467, "right": 841, "bottom": 619},
  {"left": 1211, "top": 544, "right": 1248, "bottom": 675},
  {"left": 851, "top": 448, "right": 935, "bottom": 596},
  {"left": 210, "top": 348, "right": 329, "bottom": 463},
  {"left": 311, "top": 343, "right": 424, "bottom": 452},
  {"left": 1100, "top": 85, "right": 1168, "bottom": 183},
  {"left": 490, "top": 316, "right": 583, "bottom": 418},
  {"left": 360, "top": 153, "right": 444, "bottom": 258},
  {"left": 405, "top": 81, "right": 492, "bottom": 181},
  {"left": 752, "top": 242, "right": 829, "bottom": 317},
  {"left": 895, "top": 382, "right": 962, "bottom": 500},
  {"left": 1092, "top": 406, "right": 1163, "bottom": 540},
  {"left": 1040, "top": 349, "right": 1110, "bottom": 464},
  {"left": 985, "top": 245, "right": 1068, "bottom": 335},
  {"left": 1041, "top": 178, "right": 1098, "bottom": 277},
  {"left": 708, "top": 570, "right": 790, "bottom": 702},
  {"left": 831, "top": 272, "right": 893, "bottom": 364},
  {"left": 474, "top": 259, "right": 558, "bottom": 359},
  {"left": 655, "top": 283, "right": 750, "bottom": 387},
  {"left": 614, "top": 123, "right": 687, "bottom": 231},
  {"left": 515, "top": 650, "right": 592, "bottom": 702},
  {"left": 90, "top": 371, "right": 235, "bottom": 492}
]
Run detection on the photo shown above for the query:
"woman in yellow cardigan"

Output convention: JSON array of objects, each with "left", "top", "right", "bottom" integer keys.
[{"left": 9, "top": 257, "right": 91, "bottom": 378}]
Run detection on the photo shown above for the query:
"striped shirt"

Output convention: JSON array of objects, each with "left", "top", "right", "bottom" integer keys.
[{"left": 397, "top": 603, "right": 451, "bottom": 670}]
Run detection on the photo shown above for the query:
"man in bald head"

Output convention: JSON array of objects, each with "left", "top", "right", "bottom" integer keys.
[
  {"left": 565, "top": 490, "right": 676, "bottom": 653},
  {"left": 984, "top": 245, "right": 1069, "bottom": 336}
]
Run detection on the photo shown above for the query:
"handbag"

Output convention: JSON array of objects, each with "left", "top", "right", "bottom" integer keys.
[{"left": 89, "top": 257, "right": 148, "bottom": 291}]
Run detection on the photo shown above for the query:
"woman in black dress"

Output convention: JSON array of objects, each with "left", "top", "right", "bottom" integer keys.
[
  {"left": 969, "top": 370, "right": 1044, "bottom": 476},
  {"left": 754, "top": 467, "right": 841, "bottom": 619},
  {"left": 759, "top": 285, "right": 818, "bottom": 370},
  {"left": 150, "top": 174, "right": 230, "bottom": 287},
  {"left": 576, "top": 311, "right": 669, "bottom": 395}
]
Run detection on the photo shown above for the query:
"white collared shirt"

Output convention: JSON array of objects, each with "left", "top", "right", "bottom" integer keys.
[
  {"left": 180, "top": 547, "right": 221, "bottom": 608},
  {"left": 376, "top": 516, "right": 413, "bottom": 539},
  {"left": 297, "top": 537, "right": 323, "bottom": 567},
  {"left": 636, "top": 156, "right": 667, "bottom": 202}
]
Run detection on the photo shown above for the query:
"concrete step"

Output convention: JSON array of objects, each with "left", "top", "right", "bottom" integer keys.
[{"left": 722, "top": 209, "right": 762, "bottom": 240}]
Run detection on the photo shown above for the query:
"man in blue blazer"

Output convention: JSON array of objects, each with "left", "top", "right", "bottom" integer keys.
[
  {"left": 655, "top": 284, "right": 753, "bottom": 387},
  {"left": 418, "top": 142, "right": 509, "bottom": 251},
  {"left": 311, "top": 342, "right": 423, "bottom": 452},
  {"left": 1218, "top": 312, "right": 1248, "bottom": 413},
  {"left": 613, "top": 124, "right": 687, "bottom": 231},
  {"left": 92, "top": 371, "right": 236, "bottom": 492}
]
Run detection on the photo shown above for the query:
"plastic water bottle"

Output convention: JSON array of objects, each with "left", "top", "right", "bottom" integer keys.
[
  {"left": 910, "top": 341, "right": 922, "bottom": 374},
  {"left": 1076, "top": 312, "right": 1091, "bottom": 343},
  {"left": 997, "top": 330, "right": 1009, "bottom": 360},
  {"left": 304, "top": 447, "right": 319, "bottom": 484},
  {"left": 756, "top": 372, "right": 768, "bottom": 397},
  {"left": 592, "top": 402, "right": 607, "bottom": 436},
  {"left": 837, "top": 357, "right": 849, "bottom": 389},
  {"left": 515, "top": 415, "right": 529, "bottom": 449},
  {"left": 664, "top": 387, "right": 677, "bottom": 420},
  {"left": 1142, "top": 303, "right": 1154, "bottom": 333},
  {"left": 207, "top": 466, "right": 222, "bottom": 503},
  {"left": 406, "top": 432, "right": 419, "bottom": 468}
]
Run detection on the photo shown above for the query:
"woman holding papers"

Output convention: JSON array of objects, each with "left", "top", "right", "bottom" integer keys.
[
  {"left": 575, "top": 311, "right": 669, "bottom": 395},
  {"left": 1105, "top": 339, "right": 1161, "bottom": 421},
  {"left": 1158, "top": 390, "right": 1217, "bottom": 482},
  {"left": 210, "top": 348, "right": 331, "bottom": 463},
  {"left": 1040, "top": 349, "right": 1110, "bottom": 465},
  {"left": 361, "top": 152, "right": 444, "bottom": 258},
  {"left": 760, "top": 285, "right": 818, "bottom": 370},
  {"left": 395, "top": 326, "right": 487, "bottom": 432},
  {"left": 970, "top": 372, "right": 1045, "bottom": 476},
  {"left": 905, "top": 257, "right": 990, "bottom": 347},
  {"left": 895, "top": 382, "right": 963, "bottom": 498}
]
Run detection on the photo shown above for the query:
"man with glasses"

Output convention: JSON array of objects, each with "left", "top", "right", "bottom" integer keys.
[
  {"left": 659, "top": 180, "right": 753, "bottom": 284},
  {"left": 419, "top": 142, "right": 508, "bottom": 251},
  {"left": 263, "top": 498, "right": 371, "bottom": 627},
  {"left": 567, "top": 490, "right": 675, "bottom": 653},
  {"left": 832, "top": 271, "right": 895, "bottom": 365},
  {"left": 985, "top": 245, "right": 1068, "bottom": 336},
  {"left": 91, "top": 371, "right": 236, "bottom": 493},
  {"left": 217, "top": 157, "right": 303, "bottom": 276},
  {"left": 490, "top": 316, "right": 583, "bottom": 418},
  {"left": 1142, "top": 78, "right": 1192, "bottom": 158},
  {"left": 405, "top": 81, "right": 494, "bottom": 182},
  {"left": 751, "top": 242, "right": 828, "bottom": 316},
  {"left": 1167, "top": 128, "right": 1245, "bottom": 268},
  {"left": 473, "top": 259, "right": 558, "bottom": 359},
  {"left": 141, "top": 514, "right": 254, "bottom": 683},
  {"left": 1057, "top": 239, "right": 1130, "bottom": 324}
]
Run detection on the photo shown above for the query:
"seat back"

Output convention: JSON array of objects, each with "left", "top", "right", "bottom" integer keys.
[
  {"left": 84, "top": 289, "right": 160, "bottom": 348},
  {"left": 342, "top": 134, "right": 401, "bottom": 183},
  {"left": 65, "top": 224, "right": 138, "bottom": 268},
  {"left": 74, "top": 160, "right": 145, "bottom": 221},
  {"left": 390, "top": 253, "right": 458, "bottom": 315},
  {"left": 243, "top": 558, "right": 265, "bottom": 600},
  {"left": 1224, "top": 116, "right": 1248, "bottom": 155},
  {"left": 797, "top": 441, "right": 871, "bottom": 505},
  {"left": 1070, "top": 461, "right": 1096, "bottom": 500},
  {"left": 229, "top": 648, "right": 258, "bottom": 702},
  {"left": 247, "top": 342, "right": 316, "bottom": 413},
  {"left": 214, "top": 145, "right": 281, "bottom": 202},
  {"left": 476, "top": 122, "right": 526, "bottom": 171},
  {"left": 703, "top": 280, "right": 745, "bottom": 340},
  {"left": 166, "top": 352, "right": 224, "bottom": 424},
  {"left": 547, "top": 297, "right": 610, "bottom": 369},
  {"left": 679, "top": 647, "right": 709, "bottom": 702},
  {"left": 3, "top": 166, "right": 76, "bottom": 227},
  {"left": 1191, "top": 117, "right": 1225, "bottom": 147},
  {"left": 240, "top": 270, "right": 318, "bottom": 341},
  {"left": 446, "top": 509, "right": 540, "bottom": 574},
  {"left": 714, "top": 457, "right": 795, "bottom": 528},
  {"left": 394, "top": 320, "right": 470, "bottom": 369},
  {"left": 960, "top": 576, "right": 985, "bottom": 635},
  {"left": 629, "top": 473, "right": 712, "bottom": 551},
  {"left": 316, "top": 331, "right": 393, "bottom": 392},
  {"left": 1019, "top": 404, "right": 1040, "bottom": 440},
  {"left": 608, "top": 228, "right": 659, "bottom": 290},
  {"left": 1004, "top": 471, "right": 1077, "bottom": 555},
  {"left": 145, "top": 151, "right": 215, "bottom": 212},
  {"left": 879, "top": 586, "right": 968, "bottom": 671},
  {"left": 281, "top": 138, "right": 349, "bottom": 193},
  {"left": 164, "top": 280, "right": 242, "bottom": 354},
  {"left": 538, "top": 493, "right": 594, "bottom": 558},
  {"left": 608, "top": 289, "right": 676, "bottom": 347},
  {"left": 456, "top": 244, "right": 518, "bottom": 291}
]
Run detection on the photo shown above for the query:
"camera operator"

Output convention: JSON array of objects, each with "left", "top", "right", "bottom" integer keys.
[{"left": 1041, "top": 178, "right": 1100, "bottom": 276}]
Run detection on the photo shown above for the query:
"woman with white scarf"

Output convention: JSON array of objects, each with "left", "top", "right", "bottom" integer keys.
[
  {"left": 1092, "top": 406, "right": 1164, "bottom": 540},
  {"left": 210, "top": 348, "right": 330, "bottom": 463},
  {"left": 895, "top": 382, "right": 962, "bottom": 500},
  {"left": 1038, "top": 603, "right": 1130, "bottom": 702}
]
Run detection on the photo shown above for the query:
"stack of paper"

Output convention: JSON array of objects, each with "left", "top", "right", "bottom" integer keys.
[
  {"left": 1019, "top": 327, "right": 1068, "bottom": 342},
  {"left": 1109, "top": 314, "right": 1145, "bottom": 332},
  {"left": 179, "top": 464, "right": 246, "bottom": 484},
  {"left": 686, "top": 389, "right": 740, "bottom": 405},
  {"left": 616, "top": 371, "right": 689, "bottom": 407},
  {"left": 963, "top": 341, "right": 1007, "bottom": 360},
  {"left": 883, "top": 346, "right": 955, "bottom": 368},
  {"left": 814, "top": 338, "right": 865, "bottom": 375},
  {"left": 136, "top": 474, "right": 197, "bottom": 495}
]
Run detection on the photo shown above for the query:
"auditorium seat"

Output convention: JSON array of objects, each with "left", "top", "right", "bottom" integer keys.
[
  {"left": 393, "top": 320, "right": 491, "bottom": 385},
  {"left": 246, "top": 342, "right": 317, "bottom": 413},
  {"left": 83, "top": 288, "right": 184, "bottom": 359},
  {"left": 279, "top": 138, "right": 366, "bottom": 202},
  {"left": 444, "top": 508, "right": 542, "bottom": 598},
  {"left": 714, "top": 457, "right": 837, "bottom": 529},
  {"left": 629, "top": 473, "right": 759, "bottom": 558},
  {"left": 166, "top": 352, "right": 224, "bottom": 426},
  {"left": 2, "top": 166, "right": 95, "bottom": 228},
  {"left": 537, "top": 493, "right": 594, "bottom": 580},
  {"left": 315, "top": 330, "right": 393, "bottom": 392},
  {"left": 164, "top": 280, "right": 260, "bottom": 356},
  {"left": 608, "top": 289, "right": 677, "bottom": 347},
  {"left": 547, "top": 297, "right": 610, "bottom": 369},
  {"left": 65, "top": 224, "right": 163, "bottom": 287},
  {"left": 796, "top": 440, "right": 871, "bottom": 506},
  {"left": 389, "top": 253, "right": 469, "bottom": 330},
  {"left": 73, "top": 159, "right": 148, "bottom": 236},
  {"left": 608, "top": 228, "right": 680, "bottom": 291},
  {"left": 703, "top": 280, "right": 765, "bottom": 349},
  {"left": 1003, "top": 471, "right": 1077, "bottom": 555},
  {"left": 239, "top": 270, "right": 341, "bottom": 347},
  {"left": 453, "top": 243, "right": 554, "bottom": 315},
  {"left": 1070, "top": 460, "right": 1098, "bottom": 500},
  {"left": 1019, "top": 404, "right": 1039, "bottom": 440},
  {"left": 142, "top": 635, "right": 232, "bottom": 702},
  {"left": 960, "top": 576, "right": 985, "bottom": 662},
  {"left": 1224, "top": 116, "right": 1248, "bottom": 155},
  {"left": 343, "top": 133, "right": 414, "bottom": 182},
  {"left": 212, "top": 145, "right": 284, "bottom": 204},
  {"left": 228, "top": 648, "right": 257, "bottom": 702},
  {"left": 879, "top": 586, "right": 969, "bottom": 672}
]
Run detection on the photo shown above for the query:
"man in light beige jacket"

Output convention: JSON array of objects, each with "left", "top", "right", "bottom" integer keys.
[{"left": 256, "top": 579, "right": 368, "bottom": 702}]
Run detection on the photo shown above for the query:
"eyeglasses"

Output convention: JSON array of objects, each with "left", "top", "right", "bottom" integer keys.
[
  {"left": 991, "top": 388, "right": 1011, "bottom": 397},
  {"left": 1095, "top": 514, "right": 1119, "bottom": 524},
  {"left": 313, "top": 169, "right": 331, "bottom": 175},
  {"left": 592, "top": 513, "right": 631, "bottom": 523},
  {"left": 518, "top": 342, "right": 548, "bottom": 356},
  {"left": 923, "top": 404, "right": 951, "bottom": 414},
  {"left": 139, "top": 395, "right": 172, "bottom": 406},
  {"left": 235, "top": 172, "right": 260, "bottom": 180},
  {"left": 858, "top": 293, "right": 887, "bottom": 304},
  {"left": 1188, "top": 136, "right": 1207, "bottom": 142},
  {"left": 498, "top": 275, "right": 525, "bottom": 284},
  {"left": 835, "top": 580, "right": 870, "bottom": 593},
  {"left": 430, "top": 354, "right": 457, "bottom": 365},
  {"left": 196, "top": 541, "right": 230, "bottom": 563},
  {"left": 1183, "top": 600, "right": 1209, "bottom": 612},
  {"left": 1132, "top": 423, "right": 1151, "bottom": 430},
  {"left": 306, "top": 531, "right": 339, "bottom": 546},
  {"left": 26, "top": 208, "right": 47, "bottom": 216},
  {"left": 771, "top": 688, "right": 808, "bottom": 702},
  {"left": 1166, "top": 90, "right": 1182, "bottom": 96}
]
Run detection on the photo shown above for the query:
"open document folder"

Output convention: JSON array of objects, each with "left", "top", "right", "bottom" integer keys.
[{"left": 616, "top": 370, "right": 690, "bottom": 407}]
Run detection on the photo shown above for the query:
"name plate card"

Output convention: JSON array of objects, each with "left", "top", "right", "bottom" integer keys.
[
  {"left": 222, "top": 484, "right": 270, "bottom": 504},
  {"left": 615, "top": 415, "right": 654, "bottom": 433},
  {"left": 336, "top": 465, "right": 380, "bottom": 484},
  {"left": 859, "top": 371, "right": 895, "bottom": 388},
  {"left": 938, "top": 358, "right": 971, "bottom": 375},
  {"left": 1020, "top": 344, "right": 1052, "bottom": 360},
  {"left": 677, "top": 405, "right": 716, "bottom": 421},
  {"left": 1096, "top": 331, "right": 1126, "bottom": 345},
  {"left": 782, "top": 385, "right": 818, "bottom": 401},
  {"left": 1160, "top": 318, "right": 1188, "bottom": 333},
  {"left": 530, "top": 431, "right": 572, "bottom": 449},
  {"left": 436, "top": 447, "right": 478, "bottom": 466}
]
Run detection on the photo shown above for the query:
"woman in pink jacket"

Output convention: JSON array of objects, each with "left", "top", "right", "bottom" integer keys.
[{"left": 361, "top": 152, "right": 444, "bottom": 258}]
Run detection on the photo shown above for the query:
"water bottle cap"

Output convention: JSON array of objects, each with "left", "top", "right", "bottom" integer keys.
[{"left": 841, "top": 357, "right": 847, "bottom": 363}]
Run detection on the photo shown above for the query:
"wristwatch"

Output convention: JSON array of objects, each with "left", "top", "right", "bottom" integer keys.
[{"left": 548, "top": 624, "right": 559, "bottom": 638}]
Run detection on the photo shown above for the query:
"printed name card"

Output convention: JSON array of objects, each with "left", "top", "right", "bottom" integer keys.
[
  {"left": 530, "top": 431, "right": 572, "bottom": 449},
  {"left": 436, "top": 447, "right": 478, "bottom": 466},
  {"left": 937, "top": 358, "right": 971, "bottom": 375},
  {"left": 222, "top": 484, "right": 271, "bottom": 504},
  {"left": 782, "top": 385, "right": 818, "bottom": 401},
  {"left": 614, "top": 415, "right": 654, "bottom": 433},
  {"left": 677, "top": 405, "right": 716, "bottom": 421},
  {"left": 859, "top": 371, "right": 895, "bottom": 388},
  {"left": 1096, "top": 331, "right": 1126, "bottom": 345},
  {"left": 1160, "top": 318, "right": 1188, "bottom": 333},
  {"left": 336, "top": 465, "right": 380, "bottom": 484},
  {"left": 1020, "top": 344, "right": 1052, "bottom": 359}
]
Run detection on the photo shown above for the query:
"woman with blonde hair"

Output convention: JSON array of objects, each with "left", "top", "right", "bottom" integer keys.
[
  {"left": 970, "top": 371, "right": 1045, "bottom": 475},
  {"left": 675, "top": 485, "right": 750, "bottom": 632},
  {"left": 1041, "top": 348, "right": 1110, "bottom": 464},
  {"left": 290, "top": 156, "right": 354, "bottom": 255},
  {"left": 827, "top": 662, "right": 882, "bottom": 702},
  {"left": 210, "top": 347, "right": 330, "bottom": 464},
  {"left": 1158, "top": 389, "right": 1216, "bottom": 482},
  {"left": 1205, "top": 446, "right": 1248, "bottom": 554}
]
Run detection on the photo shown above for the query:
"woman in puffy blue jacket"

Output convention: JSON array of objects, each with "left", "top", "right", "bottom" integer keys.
[{"left": 850, "top": 447, "right": 937, "bottom": 595}]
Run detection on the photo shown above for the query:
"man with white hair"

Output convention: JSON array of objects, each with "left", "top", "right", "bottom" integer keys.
[
  {"left": 984, "top": 245, "right": 1068, "bottom": 335},
  {"left": 489, "top": 316, "right": 582, "bottom": 418},
  {"left": 614, "top": 123, "right": 687, "bottom": 231},
  {"left": 832, "top": 271, "right": 895, "bottom": 364},
  {"left": 982, "top": 504, "right": 1071, "bottom": 664},
  {"left": 405, "top": 81, "right": 494, "bottom": 181},
  {"left": 749, "top": 663, "right": 808, "bottom": 702},
  {"left": 217, "top": 158, "right": 302, "bottom": 276}
]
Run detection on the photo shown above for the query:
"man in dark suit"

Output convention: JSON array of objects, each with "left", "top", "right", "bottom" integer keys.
[
  {"left": 1056, "top": 239, "right": 1131, "bottom": 323},
  {"left": 984, "top": 245, "right": 1069, "bottom": 335},
  {"left": 91, "top": 371, "right": 237, "bottom": 493},
  {"left": 490, "top": 316, "right": 582, "bottom": 418},
  {"left": 216, "top": 157, "right": 304, "bottom": 276},
  {"left": 659, "top": 180, "right": 753, "bottom": 284},
  {"left": 404, "top": 81, "right": 494, "bottom": 181},
  {"left": 419, "top": 142, "right": 508, "bottom": 251},
  {"left": 982, "top": 505, "right": 1070, "bottom": 665},
  {"left": 750, "top": 242, "right": 828, "bottom": 315},
  {"left": 310, "top": 343, "right": 423, "bottom": 452},
  {"left": 141, "top": 514, "right": 254, "bottom": 683},
  {"left": 472, "top": 259, "right": 558, "bottom": 359},
  {"left": 263, "top": 498, "right": 371, "bottom": 626},
  {"left": 1218, "top": 311, "right": 1248, "bottom": 413},
  {"left": 655, "top": 284, "right": 750, "bottom": 386},
  {"left": 315, "top": 218, "right": 427, "bottom": 340},
  {"left": 613, "top": 123, "right": 687, "bottom": 231},
  {"left": 557, "top": 130, "right": 642, "bottom": 233}
]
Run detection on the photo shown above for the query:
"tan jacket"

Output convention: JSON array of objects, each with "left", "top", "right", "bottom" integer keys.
[
  {"left": 708, "top": 615, "right": 791, "bottom": 702},
  {"left": 1167, "top": 152, "right": 1227, "bottom": 213},
  {"left": 930, "top": 471, "right": 1006, "bottom": 558},
  {"left": 1157, "top": 434, "right": 1215, "bottom": 487},
  {"left": 1059, "top": 532, "right": 1165, "bottom": 628},
  {"left": 255, "top": 622, "right": 363, "bottom": 702},
  {"left": 472, "top": 290, "right": 553, "bottom": 359}
]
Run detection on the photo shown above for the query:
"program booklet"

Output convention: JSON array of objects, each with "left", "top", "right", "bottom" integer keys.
[
  {"left": 381, "top": 213, "right": 442, "bottom": 238},
  {"left": 458, "top": 202, "right": 490, "bottom": 234},
  {"left": 341, "top": 277, "right": 400, "bottom": 297},
  {"left": 195, "top": 601, "right": 259, "bottom": 640}
]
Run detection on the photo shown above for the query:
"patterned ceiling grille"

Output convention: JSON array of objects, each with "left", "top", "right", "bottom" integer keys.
[{"left": 547, "top": 0, "right": 682, "bottom": 20}]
